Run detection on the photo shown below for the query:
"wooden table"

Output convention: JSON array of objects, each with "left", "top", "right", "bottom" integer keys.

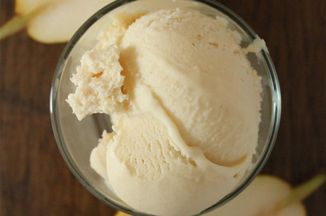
[{"left": 0, "top": 0, "right": 325, "bottom": 215}]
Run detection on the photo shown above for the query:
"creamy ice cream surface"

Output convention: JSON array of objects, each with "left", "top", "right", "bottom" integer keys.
[{"left": 67, "top": 8, "right": 263, "bottom": 216}]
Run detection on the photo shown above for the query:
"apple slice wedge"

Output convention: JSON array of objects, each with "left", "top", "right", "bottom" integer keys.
[
  {"left": 206, "top": 174, "right": 325, "bottom": 216},
  {"left": 205, "top": 176, "right": 306, "bottom": 216},
  {"left": 114, "top": 175, "right": 325, "bottom": 216},
  {"left": 1, "top": 0, "right": 114, "bottom": 43},
  {"left": 0, "top": 2, "right": 51, "bottom": 41},
  {"left": 26, "top": 0, "right": 114, "bottom": 43}
]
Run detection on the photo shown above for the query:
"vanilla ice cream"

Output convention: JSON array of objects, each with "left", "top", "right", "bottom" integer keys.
[{"left": 67, "top": 7, "right": 263, "bottom": 216}]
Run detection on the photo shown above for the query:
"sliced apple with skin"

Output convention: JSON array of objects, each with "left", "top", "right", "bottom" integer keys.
[
  {"left": 206, "top": 174, "right": 325, "bottom": 216},
  {"left": 0, "top": 0, "right": 114, "bottom": 43},
  {"left": 114, "top": 175, "right": 325, "bottom": 216},
  {"left": 0, "top": 5, "right": 45, "bottom": 40},
  {"left": 26, "top": 0, "right": 114, "bottom": 43},
  {"left": 205, "top": 175, "right": 306, "bottom": 216}
]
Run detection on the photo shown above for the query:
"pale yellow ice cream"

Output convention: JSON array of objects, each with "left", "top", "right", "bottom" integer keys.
[{"left": 67, "top": 8, "right": 263, "bottom": 216}]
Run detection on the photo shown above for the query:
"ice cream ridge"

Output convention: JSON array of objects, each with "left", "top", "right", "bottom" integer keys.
[{"left": 67, "top": 8, "right": 264, "bottom": 216}]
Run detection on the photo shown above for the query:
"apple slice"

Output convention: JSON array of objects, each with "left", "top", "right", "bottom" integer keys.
[
  {"left": 26, "top": 0, "right": 114, "bottom": 43},
  {"left": 206, "top": 175, "right": 325, "bottom": 216},
  {"left": 205, "top": 176, "right": 305, "bottom": 216},
  {"left": 0, "top": 3, "right": 51, "bottom": 41},
  {"left": 114, "top": 175, "right": 325, "bottom": 216},
  {"left": 1, "top": 0, "right": 114, "bottom": 43}
]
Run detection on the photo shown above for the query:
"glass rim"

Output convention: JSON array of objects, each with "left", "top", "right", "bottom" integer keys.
[{"left": 49, "top": 0, "right": 282, "bottom": 215}]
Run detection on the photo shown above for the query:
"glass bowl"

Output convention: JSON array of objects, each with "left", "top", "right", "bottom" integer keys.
[{"left": 50, "top": 0, "right": 281, "bottom": 215}]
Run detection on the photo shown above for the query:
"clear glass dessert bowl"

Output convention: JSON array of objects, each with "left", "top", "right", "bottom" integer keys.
[{"left": 50, "top": 0, "right": 281, "bottom": 215}]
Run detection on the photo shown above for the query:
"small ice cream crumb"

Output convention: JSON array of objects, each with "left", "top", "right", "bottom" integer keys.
[{"left": 245, "top": 36, "right": 267, "bottom": 54}]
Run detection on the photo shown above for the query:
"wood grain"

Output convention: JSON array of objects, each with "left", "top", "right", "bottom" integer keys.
[{"left": 0, "top": 0, "right": 325, "bottom": 215}]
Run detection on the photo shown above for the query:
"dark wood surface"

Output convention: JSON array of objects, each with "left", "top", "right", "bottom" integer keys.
[{"left": 0, "top": 0, "right": 325, "bottom": 215}]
